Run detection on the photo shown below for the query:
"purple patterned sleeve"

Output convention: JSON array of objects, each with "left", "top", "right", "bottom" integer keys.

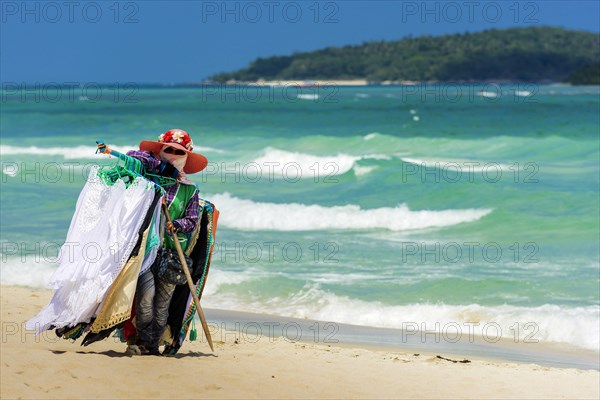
[
  {"left": 173, "top": 188, "right": 200, "bottom": 233},
  {"left": 126, "top": 150, "right": 162, "bottom": 170}
]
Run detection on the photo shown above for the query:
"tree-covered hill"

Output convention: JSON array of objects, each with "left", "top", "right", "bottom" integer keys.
[
  {"left": 568, "top": 63, "right": 600, "bottom": 85},
  {"left": 210, "top": 27, "right": 600, "bottom": 84}
]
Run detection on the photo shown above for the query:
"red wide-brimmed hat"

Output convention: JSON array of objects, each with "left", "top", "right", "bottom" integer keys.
[{"left": 139, "top": 129, "right": 208, "bottom": 174}]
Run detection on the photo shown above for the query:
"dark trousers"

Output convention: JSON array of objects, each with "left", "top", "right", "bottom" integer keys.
[{"left": 135, "top": 268, "right": 176, "bottom": 348}]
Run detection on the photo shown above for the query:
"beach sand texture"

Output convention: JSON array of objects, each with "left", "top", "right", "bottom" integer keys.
[{"left": 1, "top": 286, "right": 598, "bottom": 400}]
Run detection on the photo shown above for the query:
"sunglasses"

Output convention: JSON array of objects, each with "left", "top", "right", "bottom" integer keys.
[{"left": 163, "top": 146, "right": 186, "bottom": 156}]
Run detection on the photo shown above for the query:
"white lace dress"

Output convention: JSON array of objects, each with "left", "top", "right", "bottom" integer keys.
[{"left": 26, "top": 166, "right": 156, "bottom": 333}]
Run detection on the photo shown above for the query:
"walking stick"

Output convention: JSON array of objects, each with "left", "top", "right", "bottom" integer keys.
[{"left": 162, "top": 202, "right": 215, "bottom": 352}]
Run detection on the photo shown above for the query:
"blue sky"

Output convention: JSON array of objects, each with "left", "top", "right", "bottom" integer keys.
[{"left": 1, "top": 0, "right": 599, "bottom": 83}]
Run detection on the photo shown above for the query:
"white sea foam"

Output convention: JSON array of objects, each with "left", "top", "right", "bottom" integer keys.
[
  {"left": 353, "top": 165, "right": 377, "bottom": 176},
  {"left": 209, "top": 192, "right": 492, "bottom": 231},
  {"left": 0, "top": 258, "right": 57, "bottom": 289},
  {"left": 0, "top": 145, "right": 121, "bottom": 159},
  {"left": 204, "top": 283, "right": 600, "bottom": 351},
  {"left": 0, "top": 144, "right": 224, "bottom": 159},
  {"left": 479, "top": 91, "right": 499, "bottom": 98},
  {"left": 2, "top": 164, "right": 18, "bottom": 177},
  {"left": 202, "top": 268, "right": 258, "bottom": 297},
  {"left": 514, "top": 90, "right": 533, "bottom": 97},
  {"left": 295, "top": 272, "right": 384, "bottom": 285},
  {"left": 252, "top": 147, "right": 391, "bottom": 178},
  {"left": 2, "top": 258, "right": 597, "bottom": 350},
  {"left": 297, "top": 93, "right": 319, "bottom": 100},
  {"left": 363, "top": 132, "right": 379, "bottom": 141},
  {"left": 0, "top": 256, "right": 260, "bottom": 294},
  {"left": 363, "top": 154, "right": 391, "bottom": 160}
]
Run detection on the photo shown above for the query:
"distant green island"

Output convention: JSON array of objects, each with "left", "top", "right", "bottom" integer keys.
[{"left": 210, "top": 27, "right": 600, "bottom": 85}]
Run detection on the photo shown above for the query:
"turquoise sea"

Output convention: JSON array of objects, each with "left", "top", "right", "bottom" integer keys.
[{"left": 1, "top": 84, "right": 599, "bottom": 351}]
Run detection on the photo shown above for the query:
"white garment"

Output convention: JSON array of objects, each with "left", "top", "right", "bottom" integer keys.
[
  {"left": 26, "top": 166, "right": 156, "bottom": 334},
  {"left": 139, "top": 198, "right": 162, "bottom": 275}
]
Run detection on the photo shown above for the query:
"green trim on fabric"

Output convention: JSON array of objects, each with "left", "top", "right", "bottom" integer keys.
[
  {"left": 144, "top": 207, "right": 160, "bottom": 256},
  {"left": 164, "top": 183, "right": 198, "bottom": 252},
  {"left": 178, "top": 202, "right": 215, "bottom": 344}
]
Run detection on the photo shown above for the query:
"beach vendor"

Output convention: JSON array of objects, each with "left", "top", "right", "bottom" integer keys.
[{"left": 104, "top": 129, "right": 208, "bottom": 355}]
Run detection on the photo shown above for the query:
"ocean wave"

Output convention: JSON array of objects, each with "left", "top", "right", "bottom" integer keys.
[
  {"left": 202, "top": 269, "right": 259, "bottom": 297},
  {"left": 0, "top": 144, "right": 224, "bottom": 159},
  {"left": 205, "top": 283, "right": 600, "bottom": 351},
  {"left": 251, "top": 147, "right": 390, "bottom": 178},
  {"left": 3, "top": 257, "right": 597, "bottom": 350},
  {"left": 352, "top": 165, "right": 377, "bottom": 176},
  {"left": 209, "top": 192, "right": 492, "bottom": 231},
  {"left": 401, "top": 157, "right": 511, "bottom": 172},
  {"left": 2, "top": 164, "right": 18, "bottom": 177},
  {"left": 0, "top": 258, "right": 58, "bottom": 289}
]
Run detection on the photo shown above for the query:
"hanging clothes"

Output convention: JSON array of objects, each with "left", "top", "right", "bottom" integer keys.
[
  {"left": 164, "top": 200, "right": 219, "bottom": 354},
  {"left": 81, "top": 198, "right": 219, "bottom": 351},
  {"left": 139, "top": 200, "right": 163, "bottom": 276},
  {"left": 26, "top": 166, "right": 157, "bottom": 334}
]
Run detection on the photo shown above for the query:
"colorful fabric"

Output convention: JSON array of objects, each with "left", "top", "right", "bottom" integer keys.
[
  {"left": 164, "top": 183, "right": 198, "bottom": 252},
  {"left": 177, "top": 203, "right": 218, "bottom": 348},
  {"left": 81, "top": 198, "right": 219, "bottom": 351},
  {"left": 140, "top": 199, "right": 163, "bottom": 275},
  {"left": 26, "top": 166, "right": 156, "bottom": 334},
  {"left": 37, "top": 155, "right": 218, "bottom": 353},
  {"left": 163, "top": 200, "right": 219, "bottom": 354},
  {"left": 89, "top": 224, "right": 151, "bottom": 333}
]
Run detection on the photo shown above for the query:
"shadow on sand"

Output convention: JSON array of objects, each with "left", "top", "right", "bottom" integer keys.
[{"left": 58, "top": 349, "right": 218, "bottom": 359}]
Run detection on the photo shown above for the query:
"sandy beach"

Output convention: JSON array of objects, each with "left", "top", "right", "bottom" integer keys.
[
  {"left": 218, "top": 79, "right": 422, "bottom": 86},
  {"left": 1, "top": 285, "right": 598, "bottom": 400},
  {"left": 224, "top": 79, "right": 371, "bottom": 86}
]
